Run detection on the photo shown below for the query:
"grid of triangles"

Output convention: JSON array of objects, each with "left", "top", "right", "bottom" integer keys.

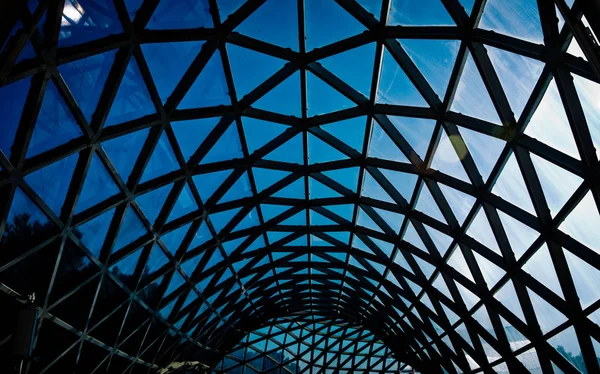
[
  {"left": 1, "top": 0, "right": 600, "bottom": 373},
  {"left": 214, "top": 315, "right": 410, "bottom": 373}
]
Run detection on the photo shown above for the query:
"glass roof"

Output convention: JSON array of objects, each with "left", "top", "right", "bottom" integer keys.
[{"left": 1, "top": 0, "right": 600, "bottom": 373}]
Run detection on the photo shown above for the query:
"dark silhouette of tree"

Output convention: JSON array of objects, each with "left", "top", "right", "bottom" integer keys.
[{"left": 0, "top": 213, "right": 164, "bottom": 373}]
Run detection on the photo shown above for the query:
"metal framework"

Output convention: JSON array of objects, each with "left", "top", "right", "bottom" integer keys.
[{"left": 1, "top": 0, "right": 600, "bottom": 373}]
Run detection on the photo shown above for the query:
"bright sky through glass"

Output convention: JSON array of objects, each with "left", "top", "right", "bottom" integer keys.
[{"left": 0, "top": 0, "right": 600, "bottom": 373}]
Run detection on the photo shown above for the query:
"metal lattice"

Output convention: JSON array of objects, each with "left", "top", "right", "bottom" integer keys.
[{"left": 1, "top": 0, "right": 600, "bottom": 373}]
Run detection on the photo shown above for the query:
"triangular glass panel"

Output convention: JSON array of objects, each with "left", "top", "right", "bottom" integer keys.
[
  {"left": 516, "top": 347, "right": 542, "bottom": 373},
  {"left": 144, "top": 244, "right": 170, "bottom": 277},
  {"left": 400, "top": 39, "right": 459, "bottom": 99},
  {"left": 264, "top": 133, "right": 304, "bottom": 164},
  {"left": 102, "top": 129, "right": 149, "bottom": 182},
  {"left": 227, "top": 44, "right": 286, "bottom": 98},
  {"left": 492, "top": 154, "right": 536, "bottom": 215},
  {"left": 479, "top": 0, "right": 544, "bottom": 44},
  {"left": 419, "top": 226, "right": 448, "bottom": 259},
  {"left": 361, "top": 171, "right": 394, "bottom": 203},
  {"left": 322, "top": 116, "right": 366, "bottom": 152},
  {"left": 110, "top": 247, "right": 143, "bottom": 280},
  {"left": 280, "top": 211, "right": 307, "bottom": 226},
  {"left": 140, "top": 132, "right": 179, "bottom": 183},
  {"left": 210, "top": 208, "right": 241, "bottom": 233},
  {"left": 142, "top": 41, "right": 204, "bottom": 103},
  {"left": 472, "top": 251, "right": 505, "bottom": 289},
  {"left": 58, "top": 0, "right": 122, "bottom": 47},
  {"left": 322, "top": 167, "right": 360, "bottom": 192},
  {"left": 325, "top": 204, "right": 355, "bottom": 222},
  {"left": 147, "top": 0, "right": 212, "bottom": 29},
  {"left": 433, "top": 275, "right": 453, "bottom": 301},
  {"left": 77, "top": 208, "right": 115, "bottom": 259},
  {"left": 456, "top": 282, "right": 479, "bottom": 310},
  {"left": 498, "top": 210, "right": 538, "bottom": 260},
  {"left": 253, "top": 168, "right": 290, "bottom": 193},
  {"left": 272, "top": 178, "right": 305, "bottom": 199},
  {"left": 451, "top": 51, "right": 501, "bottom": 125},
  {"left": 378, "top": 168, "right": 418, "bottom": 203},
  {"left": 172, "top": 118, "right": 219, "bottom": 161},
  {"left": 415, "top": 184, "right": 447, "bottom": 224},
  {"left": 104, "top": 57, "right": 155, "bottom": 127},
  {"left": 567, "top": 35, "right": 586, "bottom": 60},
  {"left": 124, "top": 0, "right": 143, "bottom": 20},
  {"left": 559, "top": 191, "right": 600, "bottom": 255},
  {"left": 178, "top": 50, "right": 230, "bottom": 109},
  {"left": 527, "top": 288, "right": 567, "bottom": 334},
  {"left": 388, "top": 116, "right": 436, "bottom": 161},
  {"left": 486, "top": 46, "right": 544, "bottom": 118},
  {"left": 472, "top": 305, "right": 496, "bottom": 339},
  {"left": 253, "top": 71, "right": 302, "bottom": 117},
  {"left": 161, "top": 223, "right": 191, "bottom": 256},
  {"left": 439, "top": 183, "right": 475, "bottom": 225},
  {"left": 233, "top": 209, "right": 260, "bottom": 232},
  {"left": 113, "top": 206, "right": 147, "bottom": 251},
  {"left": 59, "top": 49, "right": 117, "bottom": 122},
  {"left": 403, "top": 222, "right": 427, "bottom": 253},
  {"left": 458, "top": 126, "right": 505, "bottom": 182},
  {"left": 243, "top": 117, "right": 287, "bottom": 154},
  {"left": 522, "top": 244, "right": 563, "bottom": 298},
  {"left": 373, "top": 207, "right": 404, "bottom": 233},
  {"left": 15, "top": 41, "right": 36, "bottom": 64},
  {"left": 164, "top": 271, "right": 186, "bottom": 298},
  {"left": 563, "top": 249, "right": 600, "bottom": 308},
  {"left": 135, "top": 183, "right": 172, "bottom": 225},
  {"left": 389, "top": 0, "right": 454, "bottom": 26},
  {"left": 304, "top": 0, "right": 366, "bottom": 51},
  {"left": 309, "top": 178, "right": 342, "bottom": 199},
  {"left": 308, "top": 133, "right": 348, "bottom": 164},
  {"left": 447, "top": 247, "right": 475, "bottom": 283},
  {"left": 357, "top": 208, "right": 384, "bottom": 233},
  {"left": 167, "top": 184, "right": 198, "bottom": 223},
  {"left": 310, "top": 210, "right": 337, "bottom": 225},
  {"left": 368, "top": 122, "right": 410, "bottom": 163},
  {"left": 377, "top": 49, "right": 428, "bottom": 106},
  {"left": 219, "top": 172, "right": 252, "bottom": 204},
  {"left": 320, "top": 43, "right": 375, "bottom": 97},
  {"left": 189, "top": 221, "right": 212, "bottom": 249},
  {"left": 196, "top": 172, "right": 232, "bottom": 205},
  {"left": 531, "top": 154, "right": 582, "bottom": 217},
  {"left": 494, "top": 280, "right": 525, "bottom": 322},
  {"left": 27, "top": 81, "right": 83, "bottom": 157},
  {"left": 75, "top": 153, "right": 120, "bottom": 214},
  {"left": 525, "top": 78, "right": 580, "bottom": 160},
  {"left": 572, "top": 74, "right": 600, "bottom": 159},
  {"left": 182, "top": 253, "right": 204, "bottom": 278},
  {"left": 24, "top": 153, "right": 77, "bottom": 216},
  {"left": 200, "top": 122, "right": 243, "bottom": 164},
  {"left": 467, "top": 209, "right": 501, "bottom": 255},
  {"left": 548, "top": 326, "right": 587, "bottom": 373},
  {"left": 307, "top": 71, "right": 355, "bottom": 116},
  {"left": 236, "top": 0, "right": 299, "bottom": 50},
  {"left": 0, "top": 77, "right": 31, "bottom": 159}
]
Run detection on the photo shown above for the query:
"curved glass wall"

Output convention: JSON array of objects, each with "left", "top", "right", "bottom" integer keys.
[
  {"left": 214, "top": 316, "right": 411, "bottom": 373},
  {"left": 0, "top": 0, "right": 600, "bottom": 373}
]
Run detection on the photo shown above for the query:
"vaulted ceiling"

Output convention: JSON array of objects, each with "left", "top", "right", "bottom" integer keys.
[{"left": 1, "top": 0, "right": 600, "bottom": 373}]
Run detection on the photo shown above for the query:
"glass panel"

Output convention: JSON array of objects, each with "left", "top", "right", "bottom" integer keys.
[
  {"left": 377, "top": 49, "right": 428, "bottom": 106},
  {"left": 148, "top": 0, "right": 212, "bottom": 29},
  {"left": 28, "top": 81, "right": 82, "bottom": 157},
  {"left": 236, "top": 0, "right": 299, "bottom": 51}
]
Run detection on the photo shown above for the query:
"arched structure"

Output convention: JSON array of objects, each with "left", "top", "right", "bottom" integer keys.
[{"left": 1, "top": 0, "right": 600, "bottom": 373}]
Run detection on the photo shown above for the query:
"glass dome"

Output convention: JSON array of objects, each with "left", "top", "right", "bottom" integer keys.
[{"left": 1, "top": 0, "right": 600, "bottom": 373}]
